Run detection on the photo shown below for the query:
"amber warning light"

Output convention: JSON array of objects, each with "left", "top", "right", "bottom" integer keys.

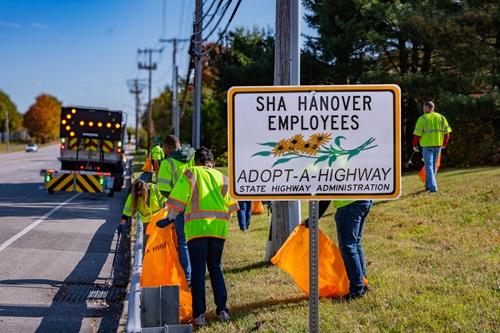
[{"left": 59, "top": 107, "right": 123, "bottom": 141}]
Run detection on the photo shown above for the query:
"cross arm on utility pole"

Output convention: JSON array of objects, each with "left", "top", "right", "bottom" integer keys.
[
  {"left": 127, "top": 79, "right": 147, "bottom": 153},
  {"left": 159, "top": 38, "right": 191, "bottom": 138},
  {"left": 137, "top": 48, "right": 162, "bottom": 155}
]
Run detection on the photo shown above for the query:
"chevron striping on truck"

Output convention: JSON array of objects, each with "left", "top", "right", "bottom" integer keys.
[
  {"left": 47, "top": 173, "right": 74, "bottom": 192},
  {"left": 75, "top": 174, "right": 103, "bottom": 193}
]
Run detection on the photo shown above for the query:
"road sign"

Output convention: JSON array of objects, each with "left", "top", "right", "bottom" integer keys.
[{"left": 228, "top": 85, "right": 401, "bottom": 200}]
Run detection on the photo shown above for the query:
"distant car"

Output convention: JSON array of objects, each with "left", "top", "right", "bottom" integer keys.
[{"left": 25, "top": 143, "right": 38, "bottom": 152}]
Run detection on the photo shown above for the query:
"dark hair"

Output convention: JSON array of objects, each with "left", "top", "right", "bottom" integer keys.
[
  {"left": 424, "top": 101, "right": 435, "bottom": 110},
  {"left": 163, "top": 134, "right": 180, "bottom": 147},
  {"left": 195, "top": 146, "right": 214, "bottom": 165}
]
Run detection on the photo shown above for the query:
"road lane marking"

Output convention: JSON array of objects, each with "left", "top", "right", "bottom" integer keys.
[{"left": 0, "top": 193, "right": 82, "bottom": 253}]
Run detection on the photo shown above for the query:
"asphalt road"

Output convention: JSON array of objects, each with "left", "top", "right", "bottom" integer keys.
[{"left": 0, "top": 144, "right": 132, "bottom": 333}]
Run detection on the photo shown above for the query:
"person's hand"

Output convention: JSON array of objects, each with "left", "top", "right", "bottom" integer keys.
[
  {"left": 413, "top": 146, "right": 420, "bottom": 152},
  {"left": 156, "top": 218, "right": 174, "bottom": 228},
  {"left": 117, "top": 224, "right": 124, "bottom": 235}
]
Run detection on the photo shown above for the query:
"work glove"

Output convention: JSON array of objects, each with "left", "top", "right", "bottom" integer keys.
[
  {"left": 117, "top": 224, "right": 124, "bottom": 235},
  {"left": 156, "top": 218, "right": 174, "bottom": 228},
  {"left": 413, "top": 146, "right": 420, "bottom": 152}
]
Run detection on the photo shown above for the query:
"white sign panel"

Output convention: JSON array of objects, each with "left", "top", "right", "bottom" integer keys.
[{"left": 228, "top": 85, "right": 401, "bottom": 200}]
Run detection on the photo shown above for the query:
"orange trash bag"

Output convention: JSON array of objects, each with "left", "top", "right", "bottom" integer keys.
[
  {"left": 252, "top": 201, "right": 264, "bottom": 215},
  {"left": 418, "top": 152, "right": 441, "bottom": 183},
  {"left": 145, "top": 207, "right": 167, "bottom": 235},
  {"left": 141, "top": 157, "right": 152, "bottom": 171},
  {"left": 141, "top": 223, "right": 192, "bottom": 321},
  {"left": 271, "top": 224, "right": 367, "bottom": 297}
]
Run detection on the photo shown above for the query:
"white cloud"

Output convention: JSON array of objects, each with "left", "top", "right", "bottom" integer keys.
[
  {"left": 0, "top": 20, "right": 22, "bottom": 29},
  {"left": 31, "top": 22, "right": 50, "bottom": 29}
]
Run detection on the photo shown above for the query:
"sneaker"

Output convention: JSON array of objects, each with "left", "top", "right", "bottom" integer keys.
[
  {"left": 364, "top": 284, "right": 372, "bottom": 293},
  {"left": 342, "top": 292, "right": 366, "bottom": 301},
  {"left": 192, "top": 314, "right": 206, "bottom": 326},
  {"left": 218, "top": 310, "right": 230, "bottom": 321}
]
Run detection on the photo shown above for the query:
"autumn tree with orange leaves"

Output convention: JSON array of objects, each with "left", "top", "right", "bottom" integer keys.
[{"left": 23, "top": 94, "right": 61, "bottom": 143}]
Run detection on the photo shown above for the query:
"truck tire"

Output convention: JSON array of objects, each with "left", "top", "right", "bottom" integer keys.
[{"left": 113, "top": 174, "right": 123, "bottom": 192}]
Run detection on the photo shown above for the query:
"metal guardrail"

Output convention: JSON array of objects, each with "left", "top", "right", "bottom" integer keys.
[{"left": 126, "top": 219, "right": 143, "bottom": 333}]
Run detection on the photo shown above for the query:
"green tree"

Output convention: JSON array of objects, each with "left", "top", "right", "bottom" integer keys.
[
  {"left": 23, "top": 94, "right": 61, "bottom": 143},
  {"left": 206, "top": 28, "right": 275, "bottom": 155},
  {"left": 0, "top": 90, "right": 24, "bottom": 135},
  {"left": 302, "top": 0, "right": 499, "bottom": 165},
  {"left": 213, "top": 28, "right": 275, "bottom": 92}
]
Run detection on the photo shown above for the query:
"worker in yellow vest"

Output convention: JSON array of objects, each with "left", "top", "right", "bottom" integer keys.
[
  {"left": 304, "top": 199, "right": 373, "bottom": 300},
  {"left": 116, "top": 180, "right": 166, "bottom": 235},
  {"left": 157, "top": 147, "right": 239, "bottom": 326},
  {"left": 157, "top": 135, "right": 195, "bottom": 285},
  {"left": 150, "top": 143, "right": 165, "bottom": 174},
  {"left": 413, "top": 101, "right": 452, "bottom": 192}
]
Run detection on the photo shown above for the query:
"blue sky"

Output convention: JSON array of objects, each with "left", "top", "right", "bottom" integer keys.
[{"left": 0, "top": 0, "right": 314, "bottom": 127}]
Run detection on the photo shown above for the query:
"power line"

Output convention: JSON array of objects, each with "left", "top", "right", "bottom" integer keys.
[
  {"left": 191, "top": 0, "right": 242, "bottom": 56},
  {"left": 159, "top": 38, "right": 191, "bottom": 138},
  {"left": 137, "top": 48, "right": 163, "bottom": 155},
  {"left": 127, "top": 79, "right": 147, "bottom": 152}
]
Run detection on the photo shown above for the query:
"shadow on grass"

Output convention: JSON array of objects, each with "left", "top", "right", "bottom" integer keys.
[
  {"left": 231, "top": 295, "right": 308, "bottom": 314},
  {"left": 440, "top": 166, "right": 496, "bottom": 178},
  {"left": 224, "top": 260, "right": 273, "bottom": 274}
]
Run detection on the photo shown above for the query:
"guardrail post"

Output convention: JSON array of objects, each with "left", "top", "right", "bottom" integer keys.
[
  {"left": 126, "top": 220, "right": 144, "bottom": 333},
  {"left": 141, "top": 285, "right": 180, "bottom": 327}
]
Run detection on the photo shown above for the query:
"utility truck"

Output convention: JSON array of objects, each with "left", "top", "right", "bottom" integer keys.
[{"left": 40, "top": 106, "right": 127, "bottom": 197}]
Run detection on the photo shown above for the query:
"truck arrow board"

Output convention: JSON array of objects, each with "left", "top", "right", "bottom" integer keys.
[
  {"left": 60, "top": 107, "right": 123, "bottom": 141},
  {"left": 228, "top": 85, "right": 402, "bottom": 200}
]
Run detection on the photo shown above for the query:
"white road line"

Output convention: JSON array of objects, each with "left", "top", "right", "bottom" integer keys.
[{"left": 0, "top": 192, "right": 82, "bottom": 253}]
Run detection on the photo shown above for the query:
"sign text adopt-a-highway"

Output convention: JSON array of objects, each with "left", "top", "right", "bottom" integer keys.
[{"left": 228, "top": 85, "right": 401, "bottom": 200}]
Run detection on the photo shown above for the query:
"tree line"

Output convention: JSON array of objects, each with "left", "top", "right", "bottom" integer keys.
[{"left": 2, "top": 0, "right": 498, "bottom": 166}]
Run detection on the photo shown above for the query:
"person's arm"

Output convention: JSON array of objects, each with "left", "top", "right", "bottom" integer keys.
[
  {"left": 413, "top": 135, "right": 421, "bottom": 150},
  {"left": 317, "top": 200, "right": 331, "bottom": 220},
  {"left": 156, "top": 207, "right": 181, "bottom": 228},
  {"left": 120, "top": 215, "right": 129, "bottom": 224},
  {"left": 167, "top": 208, "right": 181, "bottom": 221},
  {"left": 304, "top": 200, "right": 331, "bottom": 227},
  {"left": 443, "top": 133, "right": 450, "bottom": 148},
  {"left": 117, "top": 215, "right": 129, "bottom": 234},
  {"left": 159, "top": 189, "right": 171, "bottom": 198}
]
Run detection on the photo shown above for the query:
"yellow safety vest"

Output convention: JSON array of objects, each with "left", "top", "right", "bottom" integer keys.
[
  {"left": 122, "top": 184, "right": 166, "bottom": 223},
  {"left": 151, "top": 145, "right": 164, "bottom": 160},
  {"left": 167, "top": 166, "right": 239, "bottom": 242},
  {"left": 413, "top": 112, "right": 452, "bottom": 147},
  {"left": 157, "top": 156, "right": 195, "bottom": 194}
]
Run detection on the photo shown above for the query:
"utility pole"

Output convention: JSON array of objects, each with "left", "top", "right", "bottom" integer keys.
[
  {"left": 127, "top": 78, "right": 146, "bottom": 153},
  {"left": 192, "top": 0, "right": 203, "bottom": 148},
  {"left": 4, "top": 108, "right": 10, "bottom": 153},
  {"left": 159, "top": 38, "right": 190, "bottom": 138},
  {"left": 268, "top": 0, "right": 302, "bottom": 267},
  {"left": 138, "top": 48, "right": 162, "bottom": 155}
]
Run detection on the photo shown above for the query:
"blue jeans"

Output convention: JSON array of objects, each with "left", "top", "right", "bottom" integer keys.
[
  {"left": 188, "top": 237, "right": 228, "bottom": 318},
  {"left": 237, "top": 201, "right": 252, "bottom": 230},
  {"left": 422, "top": 147, "right": 441, "bottom": 192},
  {"left": 174, "top": 212, "right": 191, "bottom": 282},
  {"left": 335, "top": 200, "right": 373, "bottom": 296}
]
